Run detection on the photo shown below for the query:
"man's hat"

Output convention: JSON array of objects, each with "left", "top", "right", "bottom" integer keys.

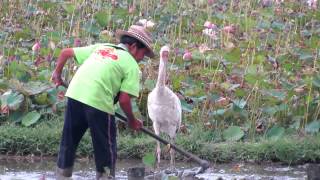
[{"left": 116, "top": 25, "right": 155, "bottom": 58}]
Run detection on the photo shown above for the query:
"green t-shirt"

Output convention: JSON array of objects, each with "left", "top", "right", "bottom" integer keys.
[{"left": 65, "top": 43, "right": 140, "bottom": 114}]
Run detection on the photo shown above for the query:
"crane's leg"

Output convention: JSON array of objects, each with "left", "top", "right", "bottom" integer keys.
[
  {"left": 153, "top": 122, "right": 161, "bottom": 169},
  {"left": 169, "top": 137, "right": 176, "bottom": 170}
]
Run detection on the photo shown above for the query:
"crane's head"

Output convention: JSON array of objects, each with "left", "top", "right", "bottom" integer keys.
[{"left": 160, "top": 45, "right": 170, "bottom": 61}]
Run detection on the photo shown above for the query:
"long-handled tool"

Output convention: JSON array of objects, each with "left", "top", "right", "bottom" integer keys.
[
  {"left": 55, "top": 84, "right": 210, "bottom": 170},
  {"left": 115, "top": 112, "right": 210, "bottom": 171}
]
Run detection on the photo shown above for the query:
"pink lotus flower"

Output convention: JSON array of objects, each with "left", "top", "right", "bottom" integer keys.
[
  {"left": 74, "top": 38, "right": 81, "bottom": 47},
  {"left": 34, "top": 56, "right": 45, "bottom": 66},
  {"left": 216, "top": 97, "right": 230, "bottom": 106},
  {"left": 8, "top": 56, "right": 16, "bottom": 62},
  {"left": 294, "top": 86, "right": 305, "bottom": 93},
  {"left": 204, "top": 21, "right": 212, "bottom": 28},
  {"left": 208, "top": 0, "right": 214, "bottom": 5},
  {"left": 261, "top": 0, "right": 272, "bottom": 7},
  {"left": 223, "top": 25, "right": 236, "bottom": 34},
  {"left": 1, "top": 105, "right": 9, "bottom": 114},
  {"left": 111, "top": 0, "right": 116, "bottom": 7},
  {"left": 199, "top": 44, "right": 211, "bottom": 53},
  {"left": 32, "top": 41, "right": 41, "bottom": 52},
  {"left": 57, "top": 91, "right": 65, "bottom": 101},
  {"left": 203, "top": 21, "right": 216, "bottom": 29},
  {"left": 202, "top": 28, "right": 217, "bottom": 39},
  {"left": 174, "top": 48, "right": 180, "bottom": 55},
  {"left": 128, "top": 4, "right": 135, "bottom": 14},
  {"left": 183, "top": 51, "right": 192, "bottom": 61},
  {"left": 46, "top": 54, "right": 52, "bottom": 62}
]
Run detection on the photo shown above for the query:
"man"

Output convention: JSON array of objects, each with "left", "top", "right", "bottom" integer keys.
[{"left": 51, "top": 25, "right": 155, "bottom": 179}]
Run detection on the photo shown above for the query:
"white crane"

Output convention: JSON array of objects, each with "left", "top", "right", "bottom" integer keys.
[{"left": 147, "top": 45, "right": 182, "bottom": 168}]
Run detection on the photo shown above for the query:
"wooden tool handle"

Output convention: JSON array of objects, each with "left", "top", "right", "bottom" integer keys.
[{"left": 115, "top": 113, "right": 210, "bottom": 170}]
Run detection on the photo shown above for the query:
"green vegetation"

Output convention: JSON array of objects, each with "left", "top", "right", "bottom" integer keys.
[
  {"left": 0, "top": 0, "right": 320, "bottom": 164},
  {"left": 1, "top": 119, "right": 320, "bottom": 164}
]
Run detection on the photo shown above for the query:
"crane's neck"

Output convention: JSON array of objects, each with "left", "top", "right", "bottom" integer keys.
[{"left": 156, "top": 58, "right": 167, "bottom": 88}]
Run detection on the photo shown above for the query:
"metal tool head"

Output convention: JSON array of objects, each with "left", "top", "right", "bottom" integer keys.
[{"left": 199, "top": 160, "right": 210, "bottom": 173}]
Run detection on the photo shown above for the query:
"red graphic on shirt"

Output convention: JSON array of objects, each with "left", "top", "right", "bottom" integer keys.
[{"left": 97, "top": 48, "right": 118, "bottom": 60}]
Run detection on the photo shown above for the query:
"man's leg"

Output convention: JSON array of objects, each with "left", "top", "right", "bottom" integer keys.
[
  {"left": 56, "top": 98, "right": 88, "bottom": 177},
  {"left": 85, "top": 107, "right": 117, "bottom": 179}
]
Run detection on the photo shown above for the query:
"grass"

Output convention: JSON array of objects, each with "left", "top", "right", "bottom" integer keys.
[
  {"left": 201, "top": 136, "right": 320, "bottom": 164},
  {"left": 0, "top": 117, "right": 320, "bottom": 164}
]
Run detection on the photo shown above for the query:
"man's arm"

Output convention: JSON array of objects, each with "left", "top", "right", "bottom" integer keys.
[
  {"left": 118, "top": 91, "right": 142, "bottom": 130},
  {"left": 51, "top": 48, "right": 75, "bottom": 87}
]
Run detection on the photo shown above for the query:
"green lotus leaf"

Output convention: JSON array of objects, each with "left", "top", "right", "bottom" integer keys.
[
  {"left": 21, "top": 111, "right": 41, "bottom": 127},
  {"left": 1, "top": 91, "right": 24, "bottom": 111},
  {"left": 266, "top": 126, "right": 285, "bottom": 140},
  {"left": 223, "top": 126, "right": 244, "bottom": 142}
]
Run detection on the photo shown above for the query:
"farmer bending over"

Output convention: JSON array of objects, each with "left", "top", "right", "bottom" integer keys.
[{"left": 51, "top": 25, "right": 155, "bottom": 179}]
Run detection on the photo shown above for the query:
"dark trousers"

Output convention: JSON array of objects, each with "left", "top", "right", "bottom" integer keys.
[{"left": 57, "top": 98, "right": 117, "bottom": 174}]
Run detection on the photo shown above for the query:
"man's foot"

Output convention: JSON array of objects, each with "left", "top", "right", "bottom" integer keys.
[
  {"left": 96, "top": 171, "right": 114, "bottom": 180},
  {"left": 56, "top": 167, "right": 73, "bottom": 179}
]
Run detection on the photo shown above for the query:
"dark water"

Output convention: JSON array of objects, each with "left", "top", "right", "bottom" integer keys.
[{"left": 0, "top": 156, "right": 309, "bottom": 179}]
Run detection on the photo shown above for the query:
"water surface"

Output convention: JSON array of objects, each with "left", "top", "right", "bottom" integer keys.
[{"left": 0, "top": 156, "right": 308, "bottom": 179}]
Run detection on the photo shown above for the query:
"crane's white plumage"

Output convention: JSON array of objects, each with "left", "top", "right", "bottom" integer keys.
[{"left": 147, "top": 45, "right": 182, "bottom": 168}]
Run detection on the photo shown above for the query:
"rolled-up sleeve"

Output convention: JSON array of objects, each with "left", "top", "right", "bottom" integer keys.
[{"left": 73, "top": 44, "right": 98, "bottom": 65}]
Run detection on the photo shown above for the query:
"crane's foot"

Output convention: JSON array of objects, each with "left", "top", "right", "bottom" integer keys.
[{"left": 163, "top": 144, "right": 171, "bottom": 153}]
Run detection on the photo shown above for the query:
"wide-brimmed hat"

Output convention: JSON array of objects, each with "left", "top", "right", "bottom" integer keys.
[{"left": 116, "top": 25, "right": 155, "bottom": 58}]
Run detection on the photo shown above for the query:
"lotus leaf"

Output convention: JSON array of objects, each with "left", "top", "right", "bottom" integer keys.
[
  {"left": 305, "top": 120, "right": 320, "bottom": 134},
  {"left": 21, "top": 111, "right": 41, "bottom": 127},
  {"left": 0, "top": 91, "right": 24, "bottom": 111},
  {"left": 266, "top": 126, "right": 285, "bottom": 140},
  {"left": 223, "top": 126, "right": 244, "bottom": 142}
]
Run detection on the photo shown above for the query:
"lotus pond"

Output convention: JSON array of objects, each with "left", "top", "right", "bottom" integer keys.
[
  {"left": 1, "top": 1, "right": 320, "bottom": 179},
  {"left": 0, "top": 156, "right": 310, "bottom": 180}
]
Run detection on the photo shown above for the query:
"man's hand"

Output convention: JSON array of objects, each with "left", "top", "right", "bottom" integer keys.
[
  {"left": 50, "top": 48, "right": 74, "bottom": 87},
  {"left": 51, "top": 70, "right": 66, "bottom": 87},
  {"left": 129, "top": 118, "right": 143, "bottom": 131},
  {"left": 118, "top": 92, "right": 142, "bottom": 131}
]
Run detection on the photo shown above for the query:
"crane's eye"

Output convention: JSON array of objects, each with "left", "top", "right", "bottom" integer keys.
[{"left": 162, "top": 51, "right": 169, "bottom": 59}]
